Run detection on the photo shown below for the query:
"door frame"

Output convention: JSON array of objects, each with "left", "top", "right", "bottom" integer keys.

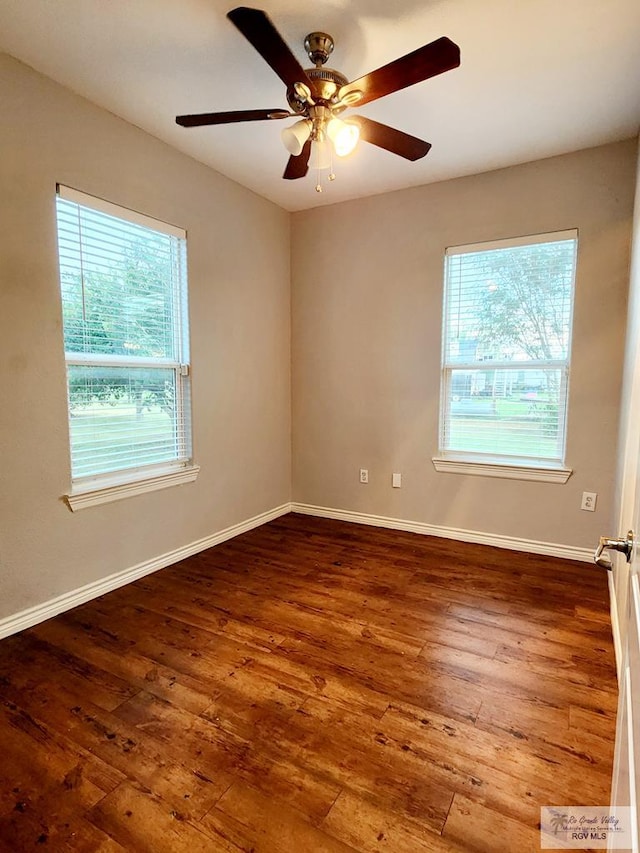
[{"left": 608, "top": 139, "right": 640, "bottom": 851}]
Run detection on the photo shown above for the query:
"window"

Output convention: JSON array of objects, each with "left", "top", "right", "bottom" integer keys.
[
  {"left": 56, "top": 185, "right": 197, "bottom": 509},
  {"left": 435, "top": 230, "right": 577, "bottom": 482}
]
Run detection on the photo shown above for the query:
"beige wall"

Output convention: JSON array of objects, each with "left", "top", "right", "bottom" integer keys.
[
  {"left": 0, "top": 54, "right": 291, "bottom": 620},
  {"left": 292, "top": 140, "right": 637, "bottom": 548}
]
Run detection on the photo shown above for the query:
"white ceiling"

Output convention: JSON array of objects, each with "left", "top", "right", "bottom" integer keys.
[{"left": 1, "top": 0, "right": 639, "bottom": 211}]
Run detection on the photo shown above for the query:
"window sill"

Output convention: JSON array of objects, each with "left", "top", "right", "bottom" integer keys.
[
  {"left": 431, "top": 457, "right": 572, "bottom": 483},
  {"left": 65, "top": 464, "right": 200, "bottom": 511}
]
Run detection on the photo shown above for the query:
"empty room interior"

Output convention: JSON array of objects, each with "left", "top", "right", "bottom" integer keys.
[{"left": 1, "top": 1, "right": 640, "bottom": 850}]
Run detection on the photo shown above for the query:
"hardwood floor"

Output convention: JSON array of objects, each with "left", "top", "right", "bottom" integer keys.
[{"left": 0, "top": 513, "right": 617, "bottom": 851}]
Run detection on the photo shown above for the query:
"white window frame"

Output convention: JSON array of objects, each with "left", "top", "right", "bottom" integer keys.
[
  {"left": 56, "top": 185, "right": 199, "bottom": 510},
  {"left": 432, "top": 230, "right": 577, "bottom": 483}
]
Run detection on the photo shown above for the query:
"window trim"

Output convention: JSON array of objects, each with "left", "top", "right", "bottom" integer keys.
[
  {"left": 431, "top": 457, "right": 572, "bottom": 483},
  {"left": 56, "top": 185, "right": 197, "bottom": 507},
  {"left": 57, "top": 184, "right": 186, "bottom": 239},
  {"left": 66, "top": 463, "right": 201, "bottom": 511},
  {"left": 435, "top": 229, "right": 578, "bottom": 480},
  {"left": 444, "top": 229, "right": 579, "bottom": 256}
]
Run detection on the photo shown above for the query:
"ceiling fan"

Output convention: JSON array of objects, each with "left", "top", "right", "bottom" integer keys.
[{"left": 176, "top": 7, "right": 460, "bottom": 191}]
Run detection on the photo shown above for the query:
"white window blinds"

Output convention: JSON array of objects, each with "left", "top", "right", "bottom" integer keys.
[
  {"left": 440, "top": 231, "right": 577, "bottom": 466},
  {"left": 56, "top": 185, "right": 192, "bottom": 482}
]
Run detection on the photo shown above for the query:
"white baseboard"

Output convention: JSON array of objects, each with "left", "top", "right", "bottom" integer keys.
[
  {"left": 0, "top": 500, "right": 595, "bottom": 642},
  {"left": 0, "top": 502, "right": 290, "bottom": 641},
  {"left": 290, "top": 502, "right": 593, "bottom": 563}
]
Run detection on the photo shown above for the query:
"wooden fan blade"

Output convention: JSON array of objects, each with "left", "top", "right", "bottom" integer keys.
[
  {"left": 176, "top": 109, "right": 289, "bottom": 127},
  {"left": 351, "top": 116, "right": 431, "bottom": 161},
  {"left": 228, "top": 7, "right": 313, "bottom": 90},
  {"left": 283, "top": 139, "right": 311, "bottom": 180},
  {"left": 339, "top": 37, "right": 460, "bottom": 107}
]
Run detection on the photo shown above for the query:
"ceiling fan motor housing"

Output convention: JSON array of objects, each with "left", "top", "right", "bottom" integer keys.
[
  {"left": 286, "top": 66, "right": 349, "bottom": 113},
  {"left": 284, "top": 31, "right": 349, "bottom": 113}
]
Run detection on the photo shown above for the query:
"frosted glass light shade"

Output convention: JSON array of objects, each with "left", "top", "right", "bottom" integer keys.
[
  {"left": 281, "top": 119, "right": 312, "bottom": 156},
  {"left": 327, "top": 117, "right": 360, "bottom": 157},
  {"left": 312, "top": 139, "right": 331, "bottom": 170}
]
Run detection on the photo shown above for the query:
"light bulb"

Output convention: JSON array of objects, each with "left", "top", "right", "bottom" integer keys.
[
  {"left": 327, "top": 117, "right": 360, "bottom": 157},
  {"left": 281, "top": 119, "right": 312, "bottom": 156}
]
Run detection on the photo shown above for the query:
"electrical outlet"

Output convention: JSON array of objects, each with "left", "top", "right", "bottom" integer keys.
[
  {"left": 581, "top": 491, "right": 597, "bottom": 512},
  {"left": 359, "top": 468, "right": 369, "bottom": 484},
  {"left": 392, "top": 472, "right": 402, "bottom": 488}
]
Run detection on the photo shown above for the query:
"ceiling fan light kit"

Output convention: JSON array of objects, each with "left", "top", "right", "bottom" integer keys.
[{"left": 175, "top": 6, "right": 461, "bottom": 195}]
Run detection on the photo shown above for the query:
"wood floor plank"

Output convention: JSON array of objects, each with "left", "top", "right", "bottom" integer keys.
[
  {"left": 276, "top": 638, "right": 484, "bottom": 722},
  {"left": 117, "top": 575, "right": 288, "bottom": 651},
  {"left": 474, "top": 702, "right": 615, "bottom": 783},
  {"left": 0, "top": 513, "right": 617, "bottom": 851},
  {"left": 0, "top": 632, "right": 137, "bottom": 713},
  {"left": 135, "top": 566, "right": 426, "bottom": 661},
  {"left": 111, "top": 689, "right": 342, "bottom": 824},
  {"left": 0, "top": 705, "right": 113, "bottom": 808},
  {"left": 493, "top": 641, "right": 618, "bottom": 690},
  {"left": 382, "top": 700, "right": 611, "bottom": 807},
  {"left": 380, "top": 702, "right": 575, "bottom": 827},
  {"left": 231, "top": 646, "right": 391, "bottom": 719},
  {"left": 34, "top": 616, "right": 219, "bottom": 715},
  {"left": 207, "top": 782, "right": 359, "bottom": 853},
  {"left": 321, "top": 789, "right": 466, "bottom": 853},
  {"left": 286, "top": 697, "right": 457, "bottom": 828},
  {"left": 0, "top": 706, "right": 126, "bottom": 852},
  {"left": 443, "top": 794, "right": 541, "bottom": 852},
  {"left": 447, "top": 602, "right": 612, "bottom": 651},
  {"left": 414, "top": 643, "right": 618, "bottom": 712},
  {"left": 66, "top": 703, "right": 233, "bottom": 822},
  {"left": 87, "top": 782, "right": 227, "bottom": 852},
  {"left": 569, "top": 704, "right": 618, "bottom": 739}
]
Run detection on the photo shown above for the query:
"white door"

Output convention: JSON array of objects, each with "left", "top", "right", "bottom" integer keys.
[{"left": 606, "top": 149, "right": 640, "bottom": 852}]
